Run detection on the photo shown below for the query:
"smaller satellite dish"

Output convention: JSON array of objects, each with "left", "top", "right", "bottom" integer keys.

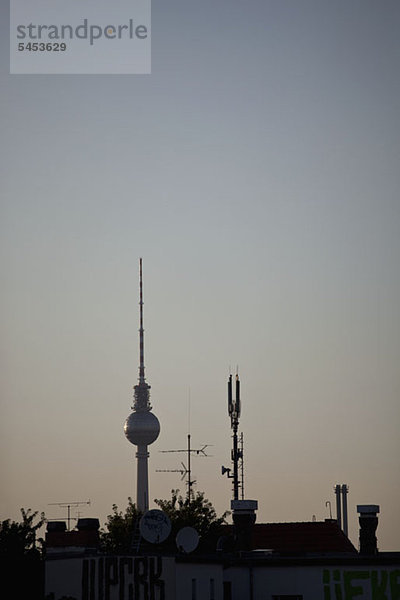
[
  {"left": 139, "top": 510, "right": 171, "bottom": 544},
  {"left": 176, "top": 526, "right": 199, "bottom": 553}
]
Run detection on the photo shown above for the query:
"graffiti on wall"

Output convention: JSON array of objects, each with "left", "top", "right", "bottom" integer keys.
[
  {"left": 323, "top": 569, "right": 400, "bottom": 600},
  {"left": 82, "top": 556, "right": 165, "bottom": 600}
]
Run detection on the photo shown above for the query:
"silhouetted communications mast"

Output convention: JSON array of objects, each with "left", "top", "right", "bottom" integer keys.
[
  {"left": 222, "top": 373, "right": 245, "bottom": 501},
  {"left": 222, "top": 372, "right": 258, "bottom": 552},
  {"left": 229, "top": 374, "right": 241, "bottom": 501},
  {"left": 124, "top": 259, "right": 160, "bottom": 513}
]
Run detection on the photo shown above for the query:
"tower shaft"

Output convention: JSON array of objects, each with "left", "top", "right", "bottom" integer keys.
[{"left": 136, "top": 445, "right": 149, "bottom": 513}]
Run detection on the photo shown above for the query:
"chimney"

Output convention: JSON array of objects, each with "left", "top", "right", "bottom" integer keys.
[
  {"left": 357, "top": 505, "right": 379, "bottom": 555},
  {"left": 231, "top": 500, "right": 258, "bottom": 551},
  {"left": 334, "top": 483, "right": 349, "bottom": 536},
  {"left": 77, "top": 518, "right": 100, "bottom": 531},
  {"left": 341, "top": 484, "right": 348, "bottom": 537},
  {"left": 335, "top": 485, "right": 342, "bottom": 530},
  {"left": 46, "top": 521, "right": 67, "bottom": 533},
  {"left": 45, "top": 518, "right": 100, "bottom": 554}
]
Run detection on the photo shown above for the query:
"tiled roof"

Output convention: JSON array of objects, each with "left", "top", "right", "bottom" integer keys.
[{"left": 251, "top": 521, "right": 357, "bottom": 554}]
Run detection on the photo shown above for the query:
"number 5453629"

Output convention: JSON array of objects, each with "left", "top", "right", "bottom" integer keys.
[{"left": 18, "top": 42, "right": 66, "bottom": 51}]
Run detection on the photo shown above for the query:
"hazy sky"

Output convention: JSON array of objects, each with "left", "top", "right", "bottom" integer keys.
[{"left": 1, "top": 0, "right": 399, "bottom": 551}]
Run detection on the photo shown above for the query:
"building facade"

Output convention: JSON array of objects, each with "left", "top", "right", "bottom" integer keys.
[{"left": 45, "top": 552, "right": 400, "bottom": 600}]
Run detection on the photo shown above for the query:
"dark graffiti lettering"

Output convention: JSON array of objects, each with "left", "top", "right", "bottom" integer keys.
[
  {"left": 149, "top": 557, "right": 165, "bottom": 600},
  {"left": 105, "top": 557, "right": 118, "bottom": 600},
  {"left": 98, "top": 558, "right": 104, "bottom": 600},
  {"left": 82, "top": 556, "right": 165, "bottom": 600},
  {"left": 134, "top": 557, "right": 149, "bottom": 600},
  {"left": 119, "top": 557, "right": 133, "bottom": 600}
]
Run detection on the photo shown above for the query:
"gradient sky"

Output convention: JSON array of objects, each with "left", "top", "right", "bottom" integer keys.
[{"left": 1, "top": 0, "right": 399, "bottom": 551}]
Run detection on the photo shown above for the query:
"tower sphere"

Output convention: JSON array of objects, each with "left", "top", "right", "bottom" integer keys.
[{"left": 124, "top": 411, "right": 160, "bottom": 446}]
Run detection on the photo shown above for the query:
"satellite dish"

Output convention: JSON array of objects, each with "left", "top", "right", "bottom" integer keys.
[
  {"left": 176, "top": 526, "right": 199, "bottom": 553},
  {"left": 139, "top": 509, "right": 171, "bottom": 544}
]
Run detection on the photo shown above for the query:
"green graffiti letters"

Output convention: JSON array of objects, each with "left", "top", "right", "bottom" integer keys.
[{"left": 323, "top": 570, "right": 400, "bottom": 600}]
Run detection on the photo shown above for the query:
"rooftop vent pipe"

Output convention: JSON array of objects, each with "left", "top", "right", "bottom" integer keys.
[{"left": 334, "top": 483, "right": 349, "bottom": 536}]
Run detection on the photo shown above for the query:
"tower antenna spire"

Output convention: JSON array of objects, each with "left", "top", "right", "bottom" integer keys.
[
  {"left": 132, "top": 258, "right": 151, "bottom": 411},
  {"left": 139, "top": 257, "right": 145, "bottom": 384}
]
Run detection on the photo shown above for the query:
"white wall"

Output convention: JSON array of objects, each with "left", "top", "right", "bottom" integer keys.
[
  {"left": 224, "top": 563, "right": 400, "bottom": 600},
  {"left": 176, "top": 562, "right": 223, "bottom": 600},
  {"left": 45, "top": 556, "right": 400, "bottom": 600}
]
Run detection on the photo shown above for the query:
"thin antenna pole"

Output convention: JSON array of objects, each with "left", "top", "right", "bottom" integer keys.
[
  {"left": 187, "top": 388, "right": 192, "bottom": 503},
  {"left": 157, "top": 435, "right": 212, "bottom": 500},
  {"left": 187, "top": 433, "right": 192, "bottom": 504},
  {"left": 139, "top": 257, "right": 145, "bottom": 383},
  {"left": 188, "top": 387, "right": 191, "bottom": 436}
]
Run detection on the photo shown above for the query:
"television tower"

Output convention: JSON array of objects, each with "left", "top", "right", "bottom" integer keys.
[{"left": 124, "top": 259, "right": 160, "bottom": 513}]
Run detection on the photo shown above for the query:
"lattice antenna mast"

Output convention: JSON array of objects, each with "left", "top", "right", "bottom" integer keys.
[
  {"left": 133, "top": 258, "right": 151, "bottom": 411},
  {"left": 222, "top": 372, "right": 243, "bottom": 501},
  {"left": 240, "top": 431, "right": 245, "bottom": 500}
]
